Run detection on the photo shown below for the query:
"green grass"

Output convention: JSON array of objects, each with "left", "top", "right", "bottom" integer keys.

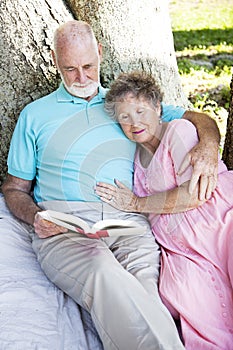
[
  {"left": 169, "top": 0, "right": 233, "bottom": 32},
  {"left": 169, "top": 0, "right": 233, "bottom": 147}
]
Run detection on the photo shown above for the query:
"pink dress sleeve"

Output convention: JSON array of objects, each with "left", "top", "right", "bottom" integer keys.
[{"left": 164, "top": 119, "right": 198, "bottom": 186}]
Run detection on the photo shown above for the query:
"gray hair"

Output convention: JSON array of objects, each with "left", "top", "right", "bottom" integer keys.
[
  {"left": 53, "top": 20, "right": 98, "bottom": 54},
  {"left": 105, "top": 71, "right": 163, "bottom": 120}
]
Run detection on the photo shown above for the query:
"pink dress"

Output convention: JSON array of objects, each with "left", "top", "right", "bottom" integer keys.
[{"left": 134, "top": 119, "right": 233, "bottom": 349}]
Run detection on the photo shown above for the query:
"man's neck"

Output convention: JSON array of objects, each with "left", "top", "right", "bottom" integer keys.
[{"left": 85, "top": 89, "right": 98, "bottom": 102}]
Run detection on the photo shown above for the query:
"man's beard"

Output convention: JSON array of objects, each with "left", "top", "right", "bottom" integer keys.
[{"left": 63, "top": 79, "right": 100, "bottom": 99}]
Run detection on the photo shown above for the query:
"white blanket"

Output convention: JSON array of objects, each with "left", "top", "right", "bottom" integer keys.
[{"left": 0, "top": 194, "right": 103, "bottom": 350}]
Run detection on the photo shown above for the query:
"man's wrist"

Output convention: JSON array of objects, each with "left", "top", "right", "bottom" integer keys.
[{"left": 31, "top": 207, "right": 43, "bottom": 225}]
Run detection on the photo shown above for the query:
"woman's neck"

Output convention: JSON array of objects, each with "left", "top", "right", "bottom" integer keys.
[{"left": 142, "top": 123, "right": 168, "bottom": 154}]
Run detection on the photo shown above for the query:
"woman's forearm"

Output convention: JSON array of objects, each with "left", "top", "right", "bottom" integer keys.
[{"left": 135, "top": 181, "right": 205, "bottom": 214}]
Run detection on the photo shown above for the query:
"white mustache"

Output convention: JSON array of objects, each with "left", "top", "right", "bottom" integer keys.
[{"left": 72, "top": 82, "right": 92, "bottom": 88}]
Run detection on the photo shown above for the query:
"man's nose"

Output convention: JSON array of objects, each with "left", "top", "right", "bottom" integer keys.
[{"left": 76, "top": 68, "right": 87, "bottom": 84}]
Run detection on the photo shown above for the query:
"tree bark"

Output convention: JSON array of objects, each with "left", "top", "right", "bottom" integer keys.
[
  {"left": 0, "top": 0, "right": 73, "bottom": 185},
  {"left": 0, "top": 0, "right": 189, "bottom": 186},
  {"left": 222, "top": 74, "right": 233, "bottom": 169},
  {"left": 66, "top": 0, "right": 188, "bottom": 106}
]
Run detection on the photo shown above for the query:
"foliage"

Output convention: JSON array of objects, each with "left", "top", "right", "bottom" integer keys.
[
  {"left": 169, "top": 0, "right": 233, "bottom": 145},
  {"left": 172, "top": 29, "right": 233, "bottom": 52}
]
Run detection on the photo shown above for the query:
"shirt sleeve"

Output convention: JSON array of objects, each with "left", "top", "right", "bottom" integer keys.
[
  {"left": 161, "top": 102, "right": 185, "bottom": 122},
  {"left": 7, "top": 107, "right": 37, "bottom": 180}
]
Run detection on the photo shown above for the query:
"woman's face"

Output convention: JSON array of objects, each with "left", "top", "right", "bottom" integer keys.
[{"left": 115, "top": 93, "right": 161, "bottom": 147}]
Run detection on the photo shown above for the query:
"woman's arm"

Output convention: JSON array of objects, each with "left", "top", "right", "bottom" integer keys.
[{"left": 95, "top": 179, "right": 206, "bottom": 214}]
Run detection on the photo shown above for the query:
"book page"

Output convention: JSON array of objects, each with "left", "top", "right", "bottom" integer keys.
[
  {"left": 38, "top": 210, "right": 91, "bottom": 233},
  {"left": 93, "top": 219, "right": 147, "bottom": 236},
  {"left": 38, "top": 210, "right": 147, "bottom": 236},
  {"left": 93, "top": 219, "right": 140, "bottom": 230},
  {"left": 106, "top": 226, "right": 146, "bottom": 236}
]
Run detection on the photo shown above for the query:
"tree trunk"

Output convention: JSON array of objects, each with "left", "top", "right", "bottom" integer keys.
[
  {"left": 222, "top": 74, "right": 233, "bottom": 169},
  {"left": 0, "top": 0, "right": 73, "bottom": 185},
  {"left": 66, "top": 0, "right": 188, "bottom": 106},
  {"left": 0, "top": 0, "right": 189, "bottom": 186}
]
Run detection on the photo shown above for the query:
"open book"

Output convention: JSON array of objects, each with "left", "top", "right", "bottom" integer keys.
[{"left": 38, "top": 210, "right": 147, "bottom": 238}]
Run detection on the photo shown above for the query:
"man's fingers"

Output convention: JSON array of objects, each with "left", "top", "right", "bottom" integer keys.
[
  {"left": 34, "top": 213, "right": 67, "bottom": 237},
  {"left": 189, "top": 173, "right": 217, "bottom": 200},
  {"left": 198, "top": 173, "right": 218, "bottom": 201},
  {"left": 188, "top": 173, "right": 199, "bottom": 194},
  {"left": 205, "top": 175, "right": 217, "bottom": 200},
  {"left": 199, "top": 175, "right": 209, "bottom": 201},
  {"left": 205, "top": 181, "right": 213, "bottom": 201},
  {"left": 177, "top": 153, "right": 191, "bottom": 175}
]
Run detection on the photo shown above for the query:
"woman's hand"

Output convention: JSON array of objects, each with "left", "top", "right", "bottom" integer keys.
[{"left": 95, "top": 179, "right": 139, "bottom": 212}]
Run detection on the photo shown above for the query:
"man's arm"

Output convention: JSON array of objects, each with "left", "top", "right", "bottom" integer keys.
[
  {"left": 181, "top": 110, "right": 220, "bottom": 200},
  {"left": 2, "top": 174, "right": 41, "bottom": 224},
  {"left": 1, "top": 174, "right": 67, "bottom": 237}
]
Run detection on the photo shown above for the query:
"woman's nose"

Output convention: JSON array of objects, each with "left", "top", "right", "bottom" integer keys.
[{"left": 131, "top": 114, "right": 141, "bottom": 126}]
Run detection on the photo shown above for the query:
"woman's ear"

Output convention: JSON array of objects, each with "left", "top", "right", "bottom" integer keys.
[{"left": 156, "top": 102, "right": 162, "bottom": 116}]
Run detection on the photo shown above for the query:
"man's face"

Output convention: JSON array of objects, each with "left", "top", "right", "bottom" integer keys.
[{"left": 53, "top": 39, "right": 102, "bottom": 101}]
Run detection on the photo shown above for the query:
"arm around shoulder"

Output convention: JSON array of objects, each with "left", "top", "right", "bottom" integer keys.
[
  {"left": 180, "top": 110, "right": 220, "bottom": 200},
  {"left": 182, "top": 110, "right": 220, "bottom": 145}
]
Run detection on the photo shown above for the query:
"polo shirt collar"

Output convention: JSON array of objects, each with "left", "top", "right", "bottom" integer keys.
[{"left": 56, "top": 83, "right": 107, "bottom": 105}]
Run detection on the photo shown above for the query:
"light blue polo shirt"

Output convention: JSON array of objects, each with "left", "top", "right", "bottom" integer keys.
[{"left": 7, "top": 84, "right": 185, "bottom": 202}]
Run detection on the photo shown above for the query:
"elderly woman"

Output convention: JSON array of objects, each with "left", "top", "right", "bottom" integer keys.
[{"left": 95, "top": 71, "right": 233, "bottom": 349}]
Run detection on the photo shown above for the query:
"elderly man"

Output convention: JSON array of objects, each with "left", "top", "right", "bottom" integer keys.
[{"left": 2, "top": 20, "right": 220, "bottom": 349}]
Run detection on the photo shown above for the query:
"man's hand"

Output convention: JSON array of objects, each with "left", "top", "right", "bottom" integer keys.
[
  {"left": 182, "top": 110, "right": 220, "bottom": 200},
  {"left": 34, "top": 212, "right": 68, "bottom": 238},
  {"left": 178, "top": 141, "right": 218, "bottom": 200}
]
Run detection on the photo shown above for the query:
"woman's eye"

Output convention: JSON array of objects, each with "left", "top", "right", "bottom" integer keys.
[
  {"left": 119, "top": 115, "right": 129, "bottom": 120},
  {"left": 137, "top": 109, "right": 144, "bottom": 114}
]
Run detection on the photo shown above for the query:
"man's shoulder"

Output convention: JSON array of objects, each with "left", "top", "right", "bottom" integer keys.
[
  {"left": 98, "top": 86, "right": 109, "bottom": 99},
  {"left": 161, "top": 102, "right": 186, "bottom": 121},
  {"left": 24, "top": 89, "right": 58, "bottom": 111}
]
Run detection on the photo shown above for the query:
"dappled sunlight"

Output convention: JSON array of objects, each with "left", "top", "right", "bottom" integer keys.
[{"left": 169, "top": 0, "right": 233, "bottom": 149}]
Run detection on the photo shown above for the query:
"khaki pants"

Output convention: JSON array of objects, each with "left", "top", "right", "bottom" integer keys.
[{"left": 31, "top": 201, "right": 184, "bottom": 350}]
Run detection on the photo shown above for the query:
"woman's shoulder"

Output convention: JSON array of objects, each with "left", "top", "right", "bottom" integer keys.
[
  {"left": 162, "top": 119, "right": 198, "bottom": 153},
  {"left": 169, "top": 118, "right": 195, "bottom": 129},
  {"left": 165, "top": 119, "right": 198, "bottom": 139}
]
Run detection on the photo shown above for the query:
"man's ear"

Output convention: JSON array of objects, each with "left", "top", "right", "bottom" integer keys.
[
  {"left": 98, "top": 43, "right": 103, "bottom": 63},
  {"left": 51, "top": 50, "right": 57, "bottom": 67}
]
